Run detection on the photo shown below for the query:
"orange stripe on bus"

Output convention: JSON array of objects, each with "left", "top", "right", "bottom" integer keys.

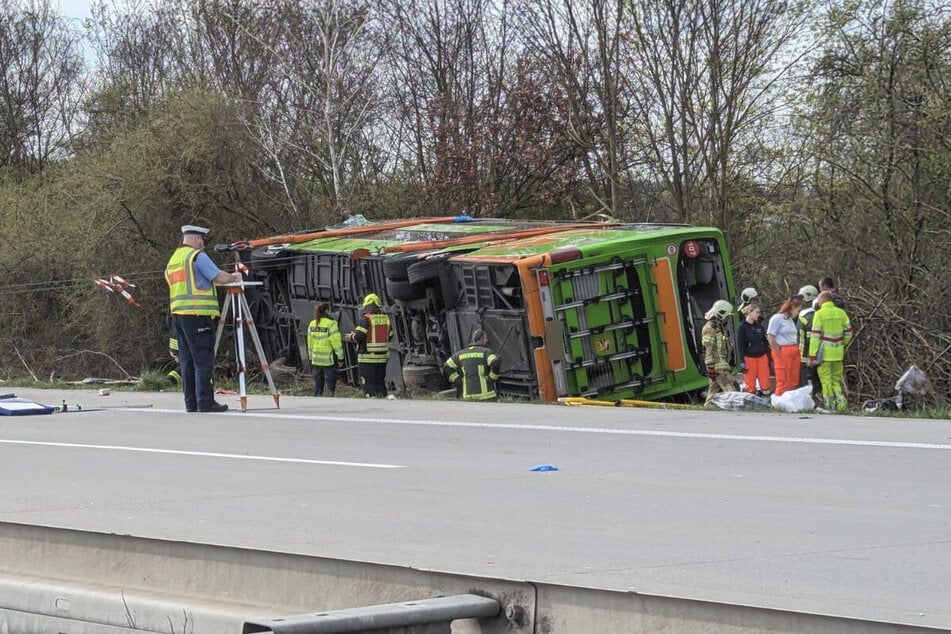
[
  {"left": 652, "top": 257, "right": 686, "bottom": 372},
  {"left": 518, "top": 255, "right": 555, "bottom": 400}
]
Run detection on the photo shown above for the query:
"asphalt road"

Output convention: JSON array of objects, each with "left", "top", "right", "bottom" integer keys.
[{"left": 1, "top": 388, "right": 949, "bottom": 628}]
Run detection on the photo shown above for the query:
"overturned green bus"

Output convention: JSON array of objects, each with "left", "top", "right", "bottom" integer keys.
[{"left": 229, "top": 216, "right": 735, "bottom": 402}]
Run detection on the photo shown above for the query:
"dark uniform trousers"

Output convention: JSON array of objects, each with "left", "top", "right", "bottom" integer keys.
[
  {"left": 174, "top": 315, "right": 217, "bottom": 411},
  {"left": 359, "top": 361, "right": 388, "bottom": 398}
]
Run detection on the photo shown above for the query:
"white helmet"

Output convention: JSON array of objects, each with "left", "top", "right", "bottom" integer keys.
[
  {"left": 797, "top": 284, "right": 819, "bottom": 303},
  {"left": 739, "top": 287, "right": 758, "bottom": 305},
  {"left": 705, "top": 299, "right": 734, "bottom": 321}
]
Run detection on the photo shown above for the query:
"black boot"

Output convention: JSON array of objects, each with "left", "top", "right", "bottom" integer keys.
[{"left": 198, "top": 401, "right": 228, "bottom": 412}]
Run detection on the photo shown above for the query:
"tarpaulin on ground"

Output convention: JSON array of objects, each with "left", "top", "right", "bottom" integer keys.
[{"left": 0, "top": 396, "right": 54, "bottom": 415}]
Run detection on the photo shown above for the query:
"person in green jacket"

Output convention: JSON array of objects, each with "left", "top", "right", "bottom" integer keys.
[
  {"left": 307, "top": 302, "right": 344, "bottom": 396},
  {"left": 445, "top": 329, "right": 501, "bottom": 401},
  {"left": 808, "top": 291, "right": 853, "bottom": 412}
]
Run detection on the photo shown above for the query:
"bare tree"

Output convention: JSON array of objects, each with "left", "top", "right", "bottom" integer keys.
[
  {"left": 517, "top": 0, "right": 635, "bottom": 218},
  {"left": 282, "top": 0, "right": 379, "bottom": 216},
  {"left": 376, "top": 0, "right": 516, "bottom": 216},
  {"left": 627, "top": 0, "right": 810, "bottom": 228},
  {"left": 86, "top": 0, "right": 186, "bottom": 131},
  {"left": 793, "top": 0, "right": 951, "bottom": 400},
  {"left": 0, "top": 0, "right": 84, "bottom": 173},
  {"left": 191, "top": 0, "right": 287, "bottom": 99}
]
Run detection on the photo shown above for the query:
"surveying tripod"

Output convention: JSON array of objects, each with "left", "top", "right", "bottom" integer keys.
[{"left": 214, "top": 280, "right": 280, "bottom": 412}]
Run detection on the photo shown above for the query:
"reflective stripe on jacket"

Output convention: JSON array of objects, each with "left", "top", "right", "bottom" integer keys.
[
  {"left": 307, "top": 317, "right": 344, "bottom": 367},
  {"left": 808, "top": 302, "right": 852, "bottom": 362},
  {"left": 445, "top": 345, "right": 500, "bottom": 400},
  {"left": 165, "top": 246, "right": 219, "bottom": 316},
  {"left": 355, "top": 311, "right": 391, "bottom": 364},
  {"left": 702, "top": 320, "right": 732, "bottom": 371}
]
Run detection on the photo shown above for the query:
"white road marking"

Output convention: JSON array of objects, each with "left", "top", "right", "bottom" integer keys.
[
  {"left": 139, "top": 409, "right": 951, "bottom": 451},
  {"left": 0, "top": 439, "right": 404, "bottom": 468}
]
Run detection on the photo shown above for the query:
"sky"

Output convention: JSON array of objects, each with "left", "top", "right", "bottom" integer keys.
[{"left": 55, "top": 0, "right": 94, "bottom": 21}]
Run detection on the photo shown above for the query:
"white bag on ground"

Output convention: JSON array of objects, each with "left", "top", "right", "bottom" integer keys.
[
  {"left": 895, "top": 365, "right": 931, "bottom": 396},
  {"left": 711, "top": 391, "right": 771, "bottom": 411},
  {"left": 771, "top": 385, "right": 815, "bottom": 413}
]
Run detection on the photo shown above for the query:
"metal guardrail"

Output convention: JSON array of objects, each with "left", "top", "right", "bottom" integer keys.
[
  {"left": 0, "top": 521, "right": 945, "bottom": 634},
  {"left": 243, "top": 594, "right": 500, "bottom": 633}
]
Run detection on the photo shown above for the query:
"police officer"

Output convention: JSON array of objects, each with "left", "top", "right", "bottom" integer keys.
[
  {"left": 445, "top": 329, "right": 501, "bottom": 401},
  {"left": 307, "top": 302, "right": 344, "bottom": 396},
  {"left": 165, "top": 225, "right": 241, "bottom": 413},
  {"left": 347, "top": 293, "right": 392, "bottom": 398}
]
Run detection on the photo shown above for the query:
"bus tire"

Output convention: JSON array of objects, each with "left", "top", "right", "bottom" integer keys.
[
  {"left": 406, "top": 253, "right": 452, "bottom": 284},
  {"left": 402, "top": 364, "right": 448, "bottom": 391},
  {"left": 382, "top": 254, "right": 420, "bottom": 280},
  {"left": 386, "top": 278, "right": 426, "bottom": 301}
]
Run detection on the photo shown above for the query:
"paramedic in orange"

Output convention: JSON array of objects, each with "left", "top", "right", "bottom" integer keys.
[
  {"left": 736, "top": 304, "right": 771, "bottom": 396},
  {"left": 766, "top": 296, "right": 804, "bottom": 396}
]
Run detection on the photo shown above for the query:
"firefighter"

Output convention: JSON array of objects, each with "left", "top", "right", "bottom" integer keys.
[
  {"left": 808, "top": 290, "right": 853, "bottom": 412},
  {"left": 307, "top": 302, "right": 344, "bottom": 396},
  {"left": 165, "top": 224, "right": 241, "bottom": 413},
  {"left": 346, "top": 293, "right": 392, "bottom": 398},
  {"left": 702, "top": 299, "right": 735, "bottom": 405},
  {"left": 796, "top": 284, "right": 820, "bottom": 399},
  {"left": 445, "top": 329, "right": 501, "bottom": 401}
]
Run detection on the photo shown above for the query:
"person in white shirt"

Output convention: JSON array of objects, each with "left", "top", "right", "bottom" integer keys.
[{"left": 766, "top": 296, "right": 804, "bottom": 396}]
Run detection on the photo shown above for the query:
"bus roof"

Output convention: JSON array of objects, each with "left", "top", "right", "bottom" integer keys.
[{"left": 270, "top": 218, "right": 723, "bottom": 260}]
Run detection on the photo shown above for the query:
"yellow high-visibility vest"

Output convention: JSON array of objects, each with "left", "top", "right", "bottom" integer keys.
[
  {"left": 308, "top": 317, "right": 344, "bottom": 367},
  {"left": 165, "top": 246, "right": 219, "bottom": 316},
  {"left": 809, "top": 302, "right": 852, "bottom": 362}
]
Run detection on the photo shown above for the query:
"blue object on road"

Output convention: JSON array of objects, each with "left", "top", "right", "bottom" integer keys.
[
  {"left": 530, "top": 464, "right": 559, "bottom": 472},
  {"left": 0, "top": 396, "right": 54, "bottom": 415}
]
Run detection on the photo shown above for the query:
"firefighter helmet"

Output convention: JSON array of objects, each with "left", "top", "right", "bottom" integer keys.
[
  {"left": 739, "top": 287, "right": 758, "bottom": 305},
  {"left": 705, "top": 299, "right": 733, "bottom": 321},
  {"left": 362, "top": 293, "right": 382, "bottom": 308},
  {"left": 797, "top": 284, "right": 819, "bottom": 303}
]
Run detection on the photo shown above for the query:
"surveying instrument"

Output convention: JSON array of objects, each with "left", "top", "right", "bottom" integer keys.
[{"left": 214, "top": 275, "right": 280, "bottom": 412}]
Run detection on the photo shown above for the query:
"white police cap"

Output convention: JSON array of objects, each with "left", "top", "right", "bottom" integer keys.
[{"left": 181, "top": 225, "right": 210, "bottom": 237}]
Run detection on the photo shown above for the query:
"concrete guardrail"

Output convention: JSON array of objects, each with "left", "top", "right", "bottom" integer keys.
[{"left": 0, "top": 521, "right": 943, "bottom": 633}]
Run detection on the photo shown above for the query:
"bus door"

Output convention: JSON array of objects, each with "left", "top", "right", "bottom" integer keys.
[{"left": 537, "top": 250, "right": 666, "bottom": 399}]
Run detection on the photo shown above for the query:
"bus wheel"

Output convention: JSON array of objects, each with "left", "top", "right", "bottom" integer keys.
[
  {"left": 382, "top": 254, "right": 421, "bottom": 280},
  {"left": 402, "top": 364, "right": 448, "bottom": 391},
  {"left": 386, "top": 277, "right": 426, "bottom": 301},
  {"left": 406, "top": 253, "right": 452, "bottom": 284}
]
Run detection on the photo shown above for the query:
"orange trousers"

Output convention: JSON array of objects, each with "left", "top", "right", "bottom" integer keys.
[
  {"left": 774, "top": 344, "right": 801, "bottom": 396},
  {"left": 742, "top": 355, "right": 771, "bottom": 394}
]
